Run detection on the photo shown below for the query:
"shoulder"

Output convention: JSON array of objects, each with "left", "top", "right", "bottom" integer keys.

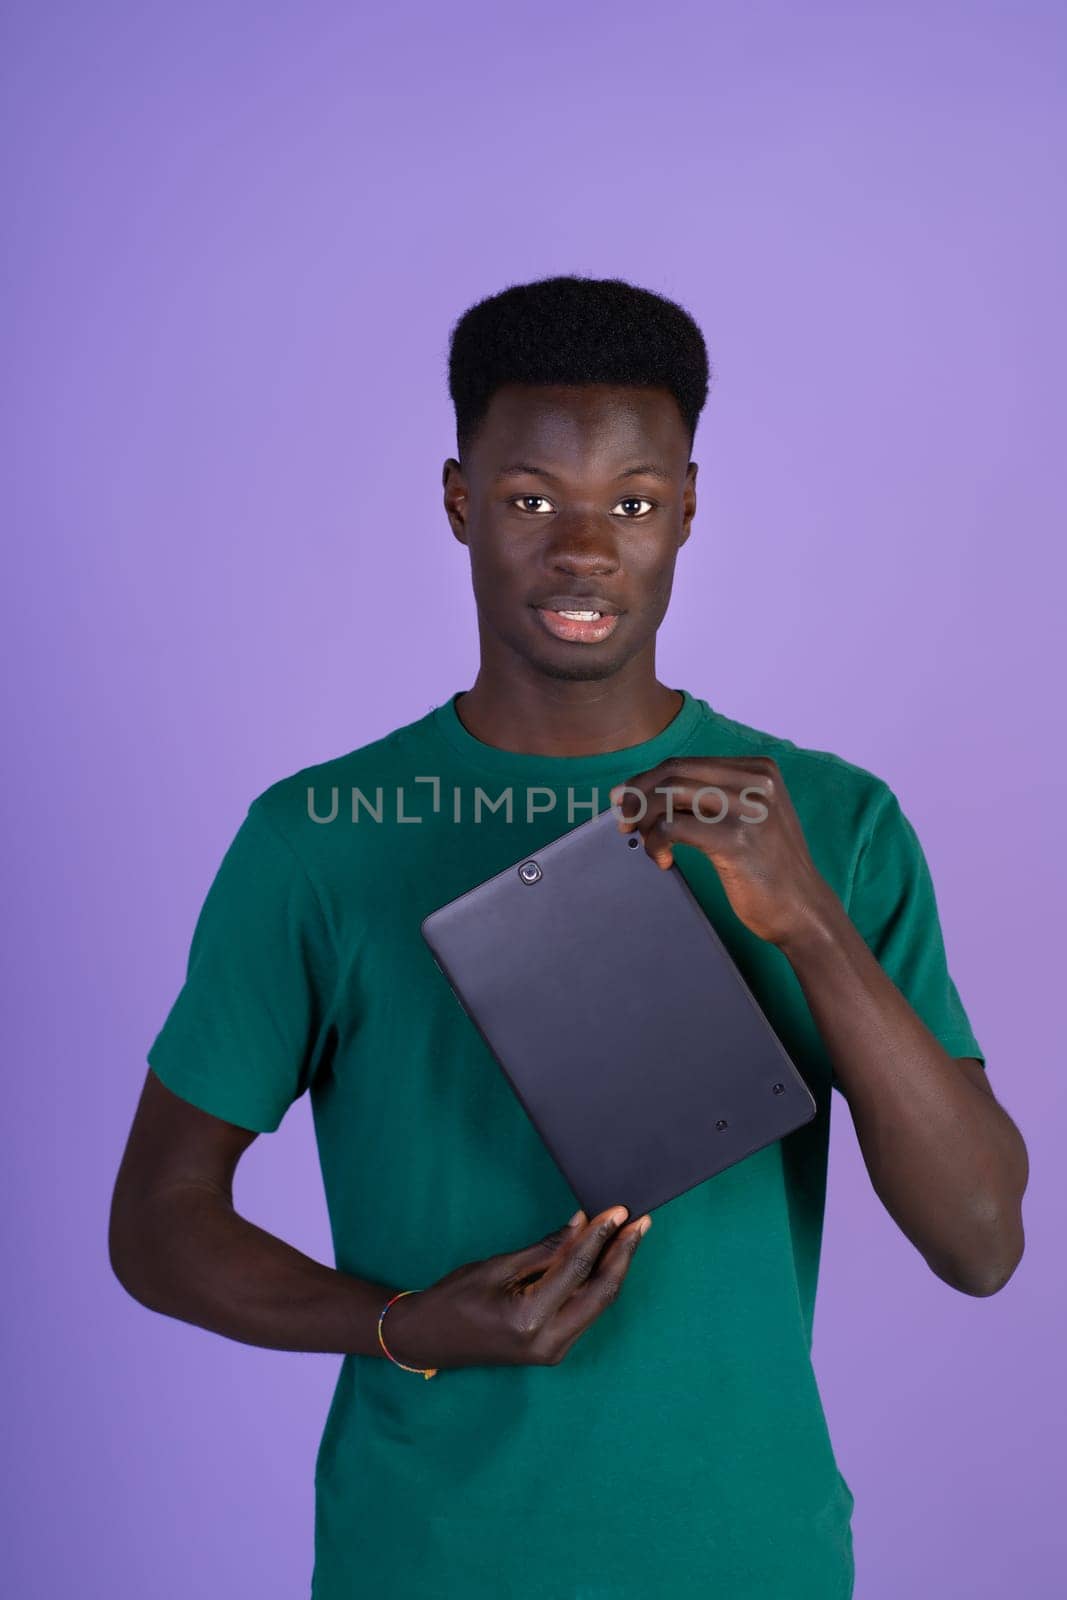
[
  {"left": 690, "top": 700, "right": 900, "bottom": 879},
  {"left": 695, "top": 700, "right": 891, "bottom": 808},
  {"left": 241, "top": 705, "right": 438, "bottom": 850}
]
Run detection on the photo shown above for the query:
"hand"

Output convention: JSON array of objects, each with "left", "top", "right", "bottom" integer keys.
[
  {"left": 609, "top": 756, "right": 834, "bottom": 950},
  {"left": 382, "top": 1206, "right": 652, "bottom": 1372}
]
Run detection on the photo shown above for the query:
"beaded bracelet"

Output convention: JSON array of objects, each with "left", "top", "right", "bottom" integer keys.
[{"left": 377, "top": 1289, "right": 438, "bottom": 1379}]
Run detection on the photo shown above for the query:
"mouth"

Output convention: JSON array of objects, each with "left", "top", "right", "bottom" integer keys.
[{"left": 531, "top": 597, "right": 623, "bottom": 645}]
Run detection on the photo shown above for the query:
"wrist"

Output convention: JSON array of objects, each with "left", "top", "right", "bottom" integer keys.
[
  {"left": 776, "top": 884, "right": 851, "bottom": 966},
  {"left": 379, "top": 1288, "right": 432, "bottom": 1369}
]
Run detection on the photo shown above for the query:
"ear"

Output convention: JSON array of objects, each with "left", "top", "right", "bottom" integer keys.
[
  {"left": 678, "top": 460, "right": 698, "bottom": 548},
  {"left": 442, "top": 458, "right": 470, "bottom": 546}
]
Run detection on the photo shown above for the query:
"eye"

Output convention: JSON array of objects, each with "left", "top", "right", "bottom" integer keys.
[
  {"left": 510, "top": 495, "right": 555, "bottom": 514},
  {"left": 507, "top": 493, "right": 656, "bottom": 518}
]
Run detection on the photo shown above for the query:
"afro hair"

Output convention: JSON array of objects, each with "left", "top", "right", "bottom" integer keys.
[{"left": 447, "top": 274, "right": 711, "bottom": 463}]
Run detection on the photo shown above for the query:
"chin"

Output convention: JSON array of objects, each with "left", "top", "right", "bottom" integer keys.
[
  {"left": 528, "top": 648, "right": 629, "bottom": 684},
  {"left": 539, "top": 664, "right": 615, "bottom": 683}
]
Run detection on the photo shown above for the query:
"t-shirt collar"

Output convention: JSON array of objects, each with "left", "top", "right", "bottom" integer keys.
[{"left": 428, "top": 687, "right": 707, "bottom": 782}]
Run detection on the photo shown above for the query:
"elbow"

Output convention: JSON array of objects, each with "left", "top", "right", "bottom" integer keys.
[
  {"left": 108, "top": 1184, "right": 165, "bottom": 1311},
  {"left": 956, "top": 1259, "right": 1022, "bottom": 1298},
  {"left": 108, "top": 1209, "right": 144, "bottom": 1305},
  {"left": 936, "top": 1214, "right": 1026, "bottom": 1299}
]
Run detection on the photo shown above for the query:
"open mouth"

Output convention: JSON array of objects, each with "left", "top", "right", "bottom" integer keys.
[{"left": 533, "top": 607, "right": 621, "bottom": 644}]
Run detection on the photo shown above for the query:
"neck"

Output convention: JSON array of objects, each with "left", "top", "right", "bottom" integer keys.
[{"left": 454, "top": 659, "right": 683, "bottom": 759}]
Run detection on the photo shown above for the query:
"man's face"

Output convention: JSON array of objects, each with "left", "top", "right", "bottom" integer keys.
[{"left": 442, "top": 383, "right": 697, "bottom": 683}]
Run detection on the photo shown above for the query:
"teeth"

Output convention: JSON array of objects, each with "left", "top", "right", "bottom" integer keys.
[{"left": 557, "top": 610, "right": 601, "bottom": 620}]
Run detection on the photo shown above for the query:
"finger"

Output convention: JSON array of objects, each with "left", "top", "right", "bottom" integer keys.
[
  {"left": 614, "top": 777, "right": 770, "bottom": 833},
  {"left": 610, "top": 755, "right": 778, "bottom": 798},
  {"left": 610, "top": 761, "right": 778, "bottom": 825},
  {"left": 492, "top": 1209, "right": 588, "bottom": 1286},
  {"left": 524, "top": 1206, "right": 630, "bottom": 1316},
  {"left": 642, "top": 807, "right": 755, "bottom": 869},
  {"left": 548, "top": 1215, "right": 653, "bottom": 1346}
]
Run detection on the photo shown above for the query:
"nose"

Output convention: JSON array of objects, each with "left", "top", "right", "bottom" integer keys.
[{"left": 543, "top": 515, "right": 621, "bottom": 579}]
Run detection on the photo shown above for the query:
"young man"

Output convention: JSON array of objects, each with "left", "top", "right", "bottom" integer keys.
[{"left": 110, "top": 275, "right": 1028, "bottom": 1600}]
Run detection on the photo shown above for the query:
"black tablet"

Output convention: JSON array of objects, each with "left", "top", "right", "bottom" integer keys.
[{"left": 420, "top": 804, "right": 817, "bottom": 1219}]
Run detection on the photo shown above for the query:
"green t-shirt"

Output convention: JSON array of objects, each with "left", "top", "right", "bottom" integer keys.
[{"left": 147, "top": 688, "right": 984, "bottom": 1600}]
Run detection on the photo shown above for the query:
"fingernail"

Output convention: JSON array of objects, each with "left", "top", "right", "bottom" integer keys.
[
  {"left": 611, "top": 1206, "right": 628, "bottom": 1225},
  {"left": 638, "top": 1217, "right": 652, "bottom": 1236},
  {"left": 567, "top": 1209, "right": 584, "bottom": 1227}
]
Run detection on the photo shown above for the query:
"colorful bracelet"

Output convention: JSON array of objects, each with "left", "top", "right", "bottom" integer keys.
[{"left": 377, "top": 1289, "right": 438, "bottom": 1379}]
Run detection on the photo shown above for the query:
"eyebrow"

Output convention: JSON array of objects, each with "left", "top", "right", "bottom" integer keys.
[{"left": 494, "top": 461, "right": 674, "bottom": 485}]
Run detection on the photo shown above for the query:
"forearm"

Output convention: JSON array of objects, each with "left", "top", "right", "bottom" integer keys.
[
  {"left": 780, "top": 893, "right": 1028, "bottom": 1296},
  {"left": 111, "top": 1183, "right": 401, "bottom": 1356}
]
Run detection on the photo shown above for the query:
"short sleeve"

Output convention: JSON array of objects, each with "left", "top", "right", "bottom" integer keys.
[
  {"left": 147, "top": 800, "right": 338, "bottom": 1132},
  {"left": 846, "top": 784, "right": 985, "bottom": 1068}
]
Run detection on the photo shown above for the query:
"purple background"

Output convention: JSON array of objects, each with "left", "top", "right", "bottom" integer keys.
[{"left": 5, "top": 3, "right": 1064, "bottom": 1595}]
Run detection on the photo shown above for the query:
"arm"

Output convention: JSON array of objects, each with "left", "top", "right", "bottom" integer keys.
[
  {"left": 109, "top": 1068, "right": 653, "bottom": 1367},
  {"left": 127, "top": 801, "right": 654, "bottom": 1367},
  {"left": 610, "top": 758, "right": 1029, "bottom": 1299},
  {"left": 109, "top": 1068, "right": 398, "bottom": 1354},
  {"left": 117, "top": 801, "right": 384, "bottom": 1350},
  {"left": 779, "top": 903, "right": 1028, "bottom": 1297}
]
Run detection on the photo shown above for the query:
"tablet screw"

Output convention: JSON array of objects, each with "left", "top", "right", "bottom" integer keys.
[
  {"left": 772, "top": 1083, "right": 785, "bottom": 1095},
  {"left": 715, "top": 1119, "right": 728, "bottom": 1131}
]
